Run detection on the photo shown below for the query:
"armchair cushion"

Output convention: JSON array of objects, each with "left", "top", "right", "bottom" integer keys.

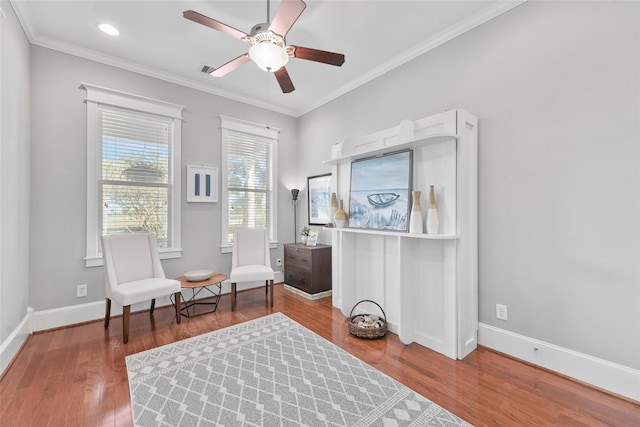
[
  {"left": 229, "top": 265, "right": 275, "bottom": 283},
  {"left": 110, "top": 277, "right": 181, "bottom": 307}
]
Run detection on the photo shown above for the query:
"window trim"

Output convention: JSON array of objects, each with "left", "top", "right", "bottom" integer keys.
[
  {"left": 82, "top": 83, "right": 185, "bottom": 267},
  {"left": 220, "top": 115, "right": 279, "bottom": 253}
]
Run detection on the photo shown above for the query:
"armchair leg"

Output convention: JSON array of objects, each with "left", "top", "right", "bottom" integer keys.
[
  {"left": 123, "top": 305, "right": 131, "bottom": 344},
  {"left": 150, "top": 298, "right": 156, "bottom": 314},
  {"left": 174, "top": 292, "right": 181, "bottom": 324},
  {"left": 231, "top": 283, "right": 236, "bottom": 312},
  {"left": 269, "top": 280, "right": 274, "bottom": 308},
  {"left": 104, "top": 298, "right": 111, "bottom": 329}
]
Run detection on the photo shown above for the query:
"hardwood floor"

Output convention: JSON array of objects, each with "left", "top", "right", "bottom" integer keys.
[{"left": 1, "top": 284, "right": 638, "bottom": 426}]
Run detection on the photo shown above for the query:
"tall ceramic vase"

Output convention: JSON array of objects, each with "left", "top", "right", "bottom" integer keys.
[
  {"left": 330, "top": 192, "right": 338, "bottom": 226},
  {"left": 334, "top": 200, "right": 348, "bottom": 228},
  {"left": 409, "top": 190, "right": 423, "bottom": 234},
  {"left": 426, "top": 185, "right": 439, "bottom": 234}
]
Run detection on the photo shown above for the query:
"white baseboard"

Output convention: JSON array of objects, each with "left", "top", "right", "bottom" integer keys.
[
  {"left": 1, "top": 275, "right": 286, "bottom": 376},
  {"left": 31, "top": 299, "right": 119, "bottom": 331},
  {"left": 30, "top": 275, "right": 285, "bottom": 332},
  {"left": 479, "top": 323, "right": 640, "bottom": 402},
  {"left": 0, "top": 307, "right": 33, "bottom": 376}
]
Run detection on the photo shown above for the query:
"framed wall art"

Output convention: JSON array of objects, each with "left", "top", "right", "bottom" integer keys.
[
  {"left": 348, "top": 149, "right": 412, "bottom": 231},
  {"left": 307, "top": 173, "right": 332, "bottom": 225},
  {"left": 187, "top": 165, "right": 218, "bottom": 203},
  {"left": 306, "top": 230, "right": 319, "bottom": 246}
]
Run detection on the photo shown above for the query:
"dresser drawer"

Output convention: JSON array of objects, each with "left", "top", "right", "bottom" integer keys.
[
  {"left": 285, "top": 247, "right": 312, "bottom": 269},
  {"left": 284, "top": 265, "right": 312, "bottom": 293}
]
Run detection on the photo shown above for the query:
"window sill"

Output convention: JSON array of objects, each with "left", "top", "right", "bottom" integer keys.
[{"left": 85, "top": 248, "right": 183, "bottom": 267}]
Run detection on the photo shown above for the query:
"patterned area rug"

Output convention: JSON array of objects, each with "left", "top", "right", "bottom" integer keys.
[{"left": 126, "top": 313, "right": 471, "bottom": 426}]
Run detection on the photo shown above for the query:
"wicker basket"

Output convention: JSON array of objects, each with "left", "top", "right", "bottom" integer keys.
[{"left": 348, "top": 300, "right": 387, "bottom": 339}]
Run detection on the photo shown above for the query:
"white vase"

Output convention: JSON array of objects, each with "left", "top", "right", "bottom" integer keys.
[
  {"left": 334, "top": 200, "right": 348, "bottom": 228},
  {"left": 426, "top": 185, "right": 439, "bottom": 234},
  {"left": 329, "top": 192, "right": 338, "bottom": 226},
  {"left": 409, "top": 190, "right": 423, "bottom": 234},
  {"left": 301, "top": 235, "right": 308, "bottom": 244}
]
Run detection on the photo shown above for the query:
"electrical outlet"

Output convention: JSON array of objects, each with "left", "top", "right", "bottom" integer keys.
[
  {"left": 276, "top": 258, "right": 282, "bottom": 266},
  {"left": 496, "top": 303, "right": 508, "bottom": 320},
  {"left": 77, "top": 284, "right": 88, "bottom": 298}
]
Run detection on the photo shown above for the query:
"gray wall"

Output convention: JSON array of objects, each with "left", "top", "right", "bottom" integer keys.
[
  {"left": 297, "top": 1, "right": 639, "bottom": 369},
  {"left": 28, "top": 46, "right": 298, "bottom": 311},
  {"left": 4, "top": 0, "right": 639, "bottom": 373},
  {"left": 1, "top": 0, "right": 31, "bottom": 343}
]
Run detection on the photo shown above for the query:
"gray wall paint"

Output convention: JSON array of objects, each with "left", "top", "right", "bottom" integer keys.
[
  {"left": 1, "top": 0, "right": 31, "bottom": 343},
  {"left": 297, "top": 1, "right": 639, "bottom": 369},
  {"left": 6, "top": 0, "right": 639, "bottom": 372},
  {"left": 28, "top": 46, "right": 298, "bottom": 311}
]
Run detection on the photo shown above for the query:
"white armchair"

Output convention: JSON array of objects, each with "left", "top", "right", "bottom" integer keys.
[
  {"left": 101, "top": 233, "right": 181, "bottom": 343},
  {"left": 230, "top": 228, "right": 275, "bottom": 311}
]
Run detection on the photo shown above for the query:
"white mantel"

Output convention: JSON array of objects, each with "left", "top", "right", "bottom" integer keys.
[{"left": 327, "top": 109, "right": 478, "bottom": 360}]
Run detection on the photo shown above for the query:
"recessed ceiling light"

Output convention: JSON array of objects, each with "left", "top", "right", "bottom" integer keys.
[{"left": 98, "top": 23, "right": 120, "bottom": 37}]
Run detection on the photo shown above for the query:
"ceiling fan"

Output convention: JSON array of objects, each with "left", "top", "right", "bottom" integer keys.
[{"left": 183, "top": 0, "right": 345, "bottom": 94}]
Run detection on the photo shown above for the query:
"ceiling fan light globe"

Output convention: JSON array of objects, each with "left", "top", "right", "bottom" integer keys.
[{"left": 249, "top": 42, "right": 289, "bottom": 72}]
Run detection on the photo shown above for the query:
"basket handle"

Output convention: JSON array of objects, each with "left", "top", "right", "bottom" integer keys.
[{"left": 349, "top": 300, "right": 387, "bottom": 322}]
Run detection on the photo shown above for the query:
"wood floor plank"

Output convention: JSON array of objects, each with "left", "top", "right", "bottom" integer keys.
[{"left": 1, "top": 284, "right": 638, "bottom": 426}]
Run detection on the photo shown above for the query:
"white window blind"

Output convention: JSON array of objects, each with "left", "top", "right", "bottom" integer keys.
[
  {"left": 226, "top": 133, "right": 273, "bottom": 243},
  {"left": 99, "top": 106, "right": 173, "bottom": 248},
  {"left": 83, "top": 83, "right": 184, "bottom": 267},
  {"left": 220, "top": 116, "right": 279, "bottom": 250}
]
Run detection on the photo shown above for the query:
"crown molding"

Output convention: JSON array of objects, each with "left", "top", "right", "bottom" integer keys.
[
  {"left": 10, "top": 0, "right": 298, "bottom": 117},
  {"left": 297, "top": 0, "right": 527, "bottom": 116},
  {"left": 10, "top": 0, "right": 525, "bottom": 118},
  {"left": 34, "top": 33, "right": 300, "bottom": 117}
]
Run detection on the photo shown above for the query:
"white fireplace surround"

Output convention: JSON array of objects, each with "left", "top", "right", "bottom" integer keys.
[{"left": 327, "top": 109, "right": 478, "bottom": 360}]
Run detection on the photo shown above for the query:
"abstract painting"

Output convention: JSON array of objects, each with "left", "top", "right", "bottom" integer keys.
[{"left": 187, "top": 165, "right": 218, "bottom": 202}]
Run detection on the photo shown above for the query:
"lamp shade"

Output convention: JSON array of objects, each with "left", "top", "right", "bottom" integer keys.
[
  {"left": 249, "top": 42, "right": 289, "bottom": 72},
  {"left": 291, "top": 188, "right": 300, "bottom": 200}
]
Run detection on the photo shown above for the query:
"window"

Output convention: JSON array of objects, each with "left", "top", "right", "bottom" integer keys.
[
  {"left": 220, "top": 116, "right": 278, "bottom": 251},
  {"left": 83, "top": 84, "right": 184, "bottom": 267}
]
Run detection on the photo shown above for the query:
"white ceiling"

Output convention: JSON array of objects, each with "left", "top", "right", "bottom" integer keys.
[{"left": 11, "top": 0, "right": 523, "bottom": 117}]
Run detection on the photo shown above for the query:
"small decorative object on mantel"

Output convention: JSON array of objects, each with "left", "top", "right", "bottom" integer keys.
[
  {"left": 409, "top": 190, "right": 423, "bottom": 234},
  {"left": 330, "top": 192, "right": 338, "bottom": 226},
  {"left": 300, "top": 226, "right": 310, "bottom": 244},
  {"left": 348, "top": 300, "right": 387, "bottom": 339},
  {"left": 426, "top": 185, "right": 440, "bottom": 234},
  {"left": 334, "top": 200, "right": 348, "bottom": 228}
]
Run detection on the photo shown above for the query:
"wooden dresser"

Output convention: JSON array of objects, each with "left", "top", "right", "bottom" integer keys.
[{"left": 284, "top": 243, "right": 332, "bottom": 295}]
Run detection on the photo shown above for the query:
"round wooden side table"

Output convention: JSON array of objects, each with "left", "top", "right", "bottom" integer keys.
[{"left": 174, "top": 273, "right": 226, "bottom": 317}]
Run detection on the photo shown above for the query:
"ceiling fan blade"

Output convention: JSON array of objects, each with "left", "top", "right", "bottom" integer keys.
[
  {"left": 269, "top": 0, "right": 306, "bottom": 37},
  {"left": 290, "top": 46, "right": 345, "bottom": 66},
  {"left": 183, "top": 10, "right": 248, "bottom": 40},
  {"left": 204, "top": 54, "right": 250, "bottom": 77},
  {"left": 274, "top": 67, "right": 295, "bottom": 93}
]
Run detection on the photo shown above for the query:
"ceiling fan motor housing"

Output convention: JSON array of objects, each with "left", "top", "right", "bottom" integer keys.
[{"left": 248, "top": 23, "right": 287, "bottom": 48}]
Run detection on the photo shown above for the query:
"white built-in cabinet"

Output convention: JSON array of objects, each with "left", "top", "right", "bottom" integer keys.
[{"left": 324, "top": 109, "right": 478, "bottom": 359}]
